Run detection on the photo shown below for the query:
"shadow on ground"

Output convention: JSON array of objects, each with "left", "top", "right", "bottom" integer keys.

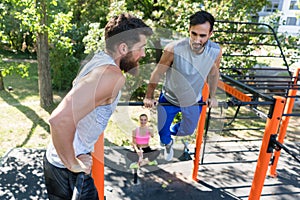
[
  {"left": 0, "top": 148, "right": 47, "bottom": 199},
  {"left": 0, "top": 139, "right": 299, "bottom": 200}
]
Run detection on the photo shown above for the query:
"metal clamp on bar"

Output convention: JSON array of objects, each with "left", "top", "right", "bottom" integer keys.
[
  {"left": 267, "top": 134, "right": 300, "bottom": 163},
  {"left": 267, "top": 134, "right": 280, "bottom": 153}
]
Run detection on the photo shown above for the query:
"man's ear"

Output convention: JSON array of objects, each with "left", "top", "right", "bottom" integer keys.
[{"left": 118, "top": 42, "right": 128, "bottom": 55}]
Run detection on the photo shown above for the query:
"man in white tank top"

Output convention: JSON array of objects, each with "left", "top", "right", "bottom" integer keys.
[
  {"left": 143, "top": 11, "right": 222, "bottom": 161},
  {"left": 44, "top": 13, "right": 153, "bottom": 200}
]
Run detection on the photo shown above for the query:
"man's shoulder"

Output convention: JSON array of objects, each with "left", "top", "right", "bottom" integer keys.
[
  {"left": 174, "top": 38, "right": 189, "bottom": 47},
  {"left": 90, "top": 64, "right": 121, "bottom": 75},
  {"left": 207, "top": 40, "right": 220, "bottom": 49},
  {"left": 165, "top": 38, "right": 188, "bottom": 50}
]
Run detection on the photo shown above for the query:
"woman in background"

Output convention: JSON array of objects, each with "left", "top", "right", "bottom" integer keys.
[{"left": 127, "top": 114, "right": 160, "bottom": 169}]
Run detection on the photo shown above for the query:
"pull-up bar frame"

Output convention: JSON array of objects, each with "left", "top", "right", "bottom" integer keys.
[{"left": 91, "top": 67, "right": 299, "bottom": 199}]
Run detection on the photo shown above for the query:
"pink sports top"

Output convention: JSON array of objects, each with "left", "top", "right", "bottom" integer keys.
[{"left": 135, "top": 127, "right": 150, "bottom": 145}]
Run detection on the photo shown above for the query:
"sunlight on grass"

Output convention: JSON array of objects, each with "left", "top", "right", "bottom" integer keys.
[{"left": 0, "top": 61, "right": 53, "bottom": 157}]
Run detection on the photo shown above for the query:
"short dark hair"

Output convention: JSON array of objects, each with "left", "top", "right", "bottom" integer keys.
[
  {"left": 139, "top": 113, "right": 148, "bottom": 119},
  {"left": 104, "top": 13, "right": 153, "bottom": 52},
  {"left": 189, "top": 11, "right": 215, "bottom": 32}
]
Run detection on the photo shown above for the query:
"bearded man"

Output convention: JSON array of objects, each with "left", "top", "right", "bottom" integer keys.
[{"left": 44, "top": 13, "right": 153, "bottom": 200}]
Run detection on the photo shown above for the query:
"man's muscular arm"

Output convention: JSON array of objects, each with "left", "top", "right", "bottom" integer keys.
[
  {"left": 49, "top": 66, "right": 125, "bottom": 173},
  {"left": 144, "top": 43, "right": 174, "bottom": 108},
  {"left": 207, "top": 48, "right": 222, "bottom": 107}
]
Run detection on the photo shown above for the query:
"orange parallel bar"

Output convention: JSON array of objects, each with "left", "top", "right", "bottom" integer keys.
[
  {"left": 92, "top": 133, "right": 105, "bottom": 200},
  {"left": 192, "top": 83, "right": 209, "bottom": 181},
  {"left": 248, "top": 96, "right": 286, "bottom": 200},
  {"left": 269, "top": 67, "right": 300, "bottom": 177},
  {"left": 218, "top": 80, "right": 252, "bottom": 102}
]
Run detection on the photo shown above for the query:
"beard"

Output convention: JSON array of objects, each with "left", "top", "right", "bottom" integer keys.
[
  {"left": 191, "top": 41, "right": 207, "bottom": 53},
  {"left": 120, "top": 52, "right": 139, "bottom": 76}
]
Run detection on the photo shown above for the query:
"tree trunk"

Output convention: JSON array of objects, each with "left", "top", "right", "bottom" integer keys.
[
  {"left": 0, "top": 69, "right": 4, "bottom": 90},
  {"left": 36, "top": 0, "right": 53, "bottom": 108}
]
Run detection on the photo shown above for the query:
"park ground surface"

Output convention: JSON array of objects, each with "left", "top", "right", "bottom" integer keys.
[
  {"left": 0, "top": 105, "right": 299, "bottom": 200},
  {"left": 0, "top": 137, "right": 299, "bottom": 200}
]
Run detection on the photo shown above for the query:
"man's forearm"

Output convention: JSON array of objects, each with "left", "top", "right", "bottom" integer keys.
[
  {"left": 49, "top": 118, "right": 78, "bottom": 170},
  {"left": 52, "top": 131, "right": 78, "bottom": 169},
  {"left": 208, "top": 72, "right": 219, "bottom": 98},
  {"left": 145, "top": 82, "right": 158, "bottom": 99}
]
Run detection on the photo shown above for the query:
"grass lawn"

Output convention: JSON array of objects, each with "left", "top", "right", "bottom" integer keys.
[{"left": 0, "top": 60, "right": 64, "bottom": 157}]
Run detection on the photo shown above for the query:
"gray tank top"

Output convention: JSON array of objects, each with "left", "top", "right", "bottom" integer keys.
[
  {"left": 162, "top": 38, "right": 220, "bottom": 106},
  {"left": 46, "top": 51, "right": 121, "bottom": 168}
]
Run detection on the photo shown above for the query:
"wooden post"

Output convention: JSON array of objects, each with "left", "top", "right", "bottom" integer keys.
[
  {"left": 269, "top": 67, "right": 300, "bottom": 177},
  {"left": 192, "top": 83, "right": 209, "bottom": 181},
  {"left": 248, "top": 96, "right": 285, "bottom": 200},
  {"left": 92, "top": 133, "right": 105, "bottom": 200}
]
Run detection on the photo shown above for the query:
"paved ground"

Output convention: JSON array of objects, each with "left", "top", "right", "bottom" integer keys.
[{"left": 0, "top": 137, "right": 299, "bottom": 200}]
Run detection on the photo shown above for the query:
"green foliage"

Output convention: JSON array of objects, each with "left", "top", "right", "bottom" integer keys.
[
  {"left": 48, "top": 10, "right": 80, "bottom": 90},
  {"left": 259, "top": 11, "right": 300, "bottom": 67},
  {"left": 82, "top": 23, "right": 105, "bottom": 54},
  {"left": 1, "top": 0, "right": 299, "bottom": 94},
  {"left": 0, "top": 60, "right": 29, "bottom": 78},
  {"left": 0, "top": 0, "right": 112, "bottom": 91},
  {"left": 277, "top": 33, "right": 300, "bottom": 66},
  {"left": 0, "top": 0, "right": 34, "bottom": 52},
  {"left": 50, "top": 44, "right": 79, "bottom": 90}
]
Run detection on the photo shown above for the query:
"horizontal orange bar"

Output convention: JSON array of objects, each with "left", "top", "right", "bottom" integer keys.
[{"left": 218, "top": 80, "right": 252, "bottom": 102}]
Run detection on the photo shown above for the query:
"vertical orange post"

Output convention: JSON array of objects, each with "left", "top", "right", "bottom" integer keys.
[
  {"left": 192, "top": 83, "right": 209, "bottom": 181},
  {"left": 248, "top": 96, "right": 285, "bottom": 200},
  {"left": 269, "top": 67, "right": 300, "bottom": 176},
  {"left": 92, "top": 133, "right": 105, "bottom": 200}
]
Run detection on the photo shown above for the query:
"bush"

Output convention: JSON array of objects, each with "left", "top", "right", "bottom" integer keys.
[{"left": 50, "top": 46, "right": 79, "bottom": 91}]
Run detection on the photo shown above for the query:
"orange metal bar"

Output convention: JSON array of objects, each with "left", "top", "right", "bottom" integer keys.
[
  {"left": 192, "top": 83, "right": 209, "bottom": 181},
  {"left": 92, "top": 133, "right": 105, "bottom": 200},
  {"left": 269, "top": 67, "right": 300, "bottom": 177},
  {"left": 248, "top": 96, "right": 285, "bottom": 200},
  {"left": 218, "top": 80, "right": 252, "bottom": 102}
]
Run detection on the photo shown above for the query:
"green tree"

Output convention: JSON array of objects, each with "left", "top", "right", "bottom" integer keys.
[
  {"left": 36, "top": 0, "right": 53, "bottom": 107},
  {"left": 0, "top": 0, "right": 112, "bottom": 104},
  {"left": 1, "top": 0, "right": 299, "bottom": 103}
]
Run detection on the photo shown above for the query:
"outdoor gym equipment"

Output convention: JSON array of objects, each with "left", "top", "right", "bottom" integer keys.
[
  {"left": 90, "top": 71, "right": 299, "bottom": 200},
  {"left": 91, "top": 78, "right": 299, "bottom": 200},
  {"left": 90, "top": 20, "right": 300, "bottom": 200}
]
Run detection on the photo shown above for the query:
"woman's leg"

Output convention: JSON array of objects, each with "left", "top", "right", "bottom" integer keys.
[
  {"left": 142, "top": 147, "right": 160, "bottom": 161},
  {"left": 126, "top": 150, "right": 139, "bottom": 162}
]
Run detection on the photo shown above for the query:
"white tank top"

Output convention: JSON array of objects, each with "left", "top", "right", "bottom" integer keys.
[{"left": 46, "top": 51, "right": 121, "bottom": 168}]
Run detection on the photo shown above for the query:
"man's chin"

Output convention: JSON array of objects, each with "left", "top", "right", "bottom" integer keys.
[
  {"left": 192, "top": 44, "right": 202, "bottom": 50},
  {"left": 192, "top": 46, "right": 205, "bottom": 53}
]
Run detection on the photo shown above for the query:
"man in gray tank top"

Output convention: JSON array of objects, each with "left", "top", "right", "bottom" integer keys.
[
  {"left": 43, "top": 13, "right": 153, "bottom": 200},
  {"left": 143, "top": 11, "right": 222, "bottom": 161}
]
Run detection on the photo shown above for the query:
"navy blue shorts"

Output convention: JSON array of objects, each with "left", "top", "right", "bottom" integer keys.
[
  {"left": 157, "top": 93, "right": 202, "bottom": 145},
  {"left": 43, "top": 155, "right": 98, "bottom": 200}
]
